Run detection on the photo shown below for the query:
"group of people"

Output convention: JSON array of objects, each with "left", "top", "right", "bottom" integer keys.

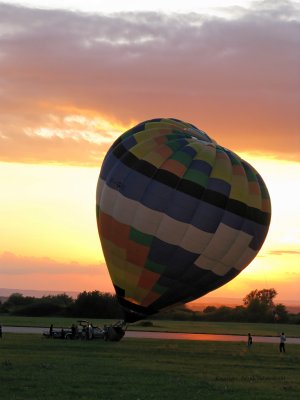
[
  {"left": 48, "top": 322, "right": 93, "bottom": 340},
  {"left": 247, "top": 332, "right": 287, "bottom": 352}
]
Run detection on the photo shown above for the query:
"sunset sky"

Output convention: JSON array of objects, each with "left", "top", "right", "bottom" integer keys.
[{"left": 0, "top": 0, "right": 299, "bottom": 306}]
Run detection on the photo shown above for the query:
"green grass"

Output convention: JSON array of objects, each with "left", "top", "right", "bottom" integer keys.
[
  {"left": 0, "top": 334, "right": 299, "bottom": 400},
  {"left": 1, "top": 315, "right": 300, "bottom": 337}
]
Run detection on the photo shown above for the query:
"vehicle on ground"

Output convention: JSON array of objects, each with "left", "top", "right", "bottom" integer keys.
[{"left": 43, "top": 320, "right": 126, "bottom": 341}]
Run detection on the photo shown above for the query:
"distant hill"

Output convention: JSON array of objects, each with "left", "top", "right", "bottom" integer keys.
[{"left": 0, "top": 287, "right": 79, "bottom": 299}]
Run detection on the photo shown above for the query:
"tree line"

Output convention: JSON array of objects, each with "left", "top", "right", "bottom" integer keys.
[
  {"left": 158, "top": 289, "right": 299, "bottom": 324},
  {"left": 0, "top": 291, "right": 123, "bottom": 319},
  {"left": 0, "top": 288, "right": 299, "bottom": 324}
]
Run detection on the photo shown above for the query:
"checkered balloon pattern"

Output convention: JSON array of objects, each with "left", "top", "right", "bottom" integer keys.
[{"left": 96, "top": 118, "right": 271, "bottom": 322}]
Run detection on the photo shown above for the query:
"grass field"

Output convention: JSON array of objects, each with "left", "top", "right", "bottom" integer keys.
[
  {"left": 1, "top": 315, "right": 300, "bottom": 337},
  {"left": 0, "top": 334, "right": 299, "bottom": 400}
]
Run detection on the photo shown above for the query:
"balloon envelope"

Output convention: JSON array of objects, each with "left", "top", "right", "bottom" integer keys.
[{"left": 96, "top": 118, "right": 271, "bottom": 322}]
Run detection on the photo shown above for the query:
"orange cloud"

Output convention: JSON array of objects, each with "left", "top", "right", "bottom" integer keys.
[
  {"left": 0, "top": 252, "right": 114, "bottom": 292},
  {"left": 0, "top": 2, "right": 299, "bottom": 165},
  {"left": 268, "top": 250, "right": 300, "bottom": 256},
  {"left": 0, "top": 252, "right": 101, "bottom": 275}
]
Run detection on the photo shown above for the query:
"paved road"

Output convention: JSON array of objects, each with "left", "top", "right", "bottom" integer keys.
[
  {"left": 2, "top": 326, "right": 300, "bottom": 344},
  {"left": 3, "top": 326, "right": 45, "bottom": 334}
]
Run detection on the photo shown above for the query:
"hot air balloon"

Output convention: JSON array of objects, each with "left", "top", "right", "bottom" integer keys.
[{"left": 96, "top": 118, "right": 271, "bottom": 323}]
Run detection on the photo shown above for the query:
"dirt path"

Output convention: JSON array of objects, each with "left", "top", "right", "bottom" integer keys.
[{"left": 2, "top": 326, "right": 300, "bottom": 344}]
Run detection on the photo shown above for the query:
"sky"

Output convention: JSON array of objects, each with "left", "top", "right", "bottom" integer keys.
[{"left": 0, "top": 0, "right": 299, "bottom": 306}]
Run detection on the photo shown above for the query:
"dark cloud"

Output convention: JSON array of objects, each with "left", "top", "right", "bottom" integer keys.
[{"left": 0, "top": 1, "right": 299, "bottom": 164}]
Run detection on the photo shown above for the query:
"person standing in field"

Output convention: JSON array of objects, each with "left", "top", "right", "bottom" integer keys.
[
  {"left": 247, "top": 333, "right": 253, "bottom": 349},
  {"left": 0, "top": 324, "right": 2, "bottom": 339},
  {"left": 279, "top": 332, "right": 286, "bottom": 353}
]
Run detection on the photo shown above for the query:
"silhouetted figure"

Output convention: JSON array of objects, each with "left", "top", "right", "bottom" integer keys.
[
  {"left": 247, "top": 333, "right": 253, "bottom": 349},
  {"left": 71, "top": 324, "right": 76, "bottom": 339},
  {"left": 103, "top": 325, "right": 108, "bottom": 341},
  {"left": 88, "top": 324, "right": 93, "bottom": 340},
  {"left": 49, "top": 324, "right": 53, "bottom": 337},
  {"left": 0, "top": 324, "right": 2, "bottom": 339},
  {"left": 279, "top": 332, "right": 286, "bottom": 353}
]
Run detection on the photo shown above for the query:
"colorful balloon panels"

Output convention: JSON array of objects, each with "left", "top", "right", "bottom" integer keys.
[{"left": 96, "top": 118, "right": 271, "bottom": 322}]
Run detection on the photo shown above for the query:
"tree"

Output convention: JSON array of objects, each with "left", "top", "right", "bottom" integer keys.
[
  {"left": 203, "top": 306, "right": 217, "bottom": 314},
  {"left": 243, "top": 288, "right": 278, "bottom": 322},
  {"left": 243, "top": 288, "right": 277, "bottom": 308},
  {"left": 1, "top": 293, "right": 35, "bottom": 313},
  {"left": 273, "top": 303, "right": 289, "bottom": 323},
  {"left": 41, "top": 294, "right": 73, "bottom": 307},
  {"left": 72, "top": 291, "right": 123, "bottom": 318}
]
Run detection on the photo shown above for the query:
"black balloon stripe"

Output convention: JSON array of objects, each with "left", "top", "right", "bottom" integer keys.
[{"left": 112, "top": 143, "right": 270, "bottom": 226}]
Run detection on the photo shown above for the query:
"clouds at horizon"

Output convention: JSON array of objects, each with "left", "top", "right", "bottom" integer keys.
[
  {"left": 268, "top": 249, "right": 300, "bottom": 256},
  {"left": 0, "top": 251, "right": 113, "bottom": 291},
  {"left": 1, "top": 250, "right": 299, "bottom": 301},
  {"left": 1, "top": 1, "right": 299, "bottom": 165},
  {"left": 0, "top": 251, "right": 105, "bottom": 275}
]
